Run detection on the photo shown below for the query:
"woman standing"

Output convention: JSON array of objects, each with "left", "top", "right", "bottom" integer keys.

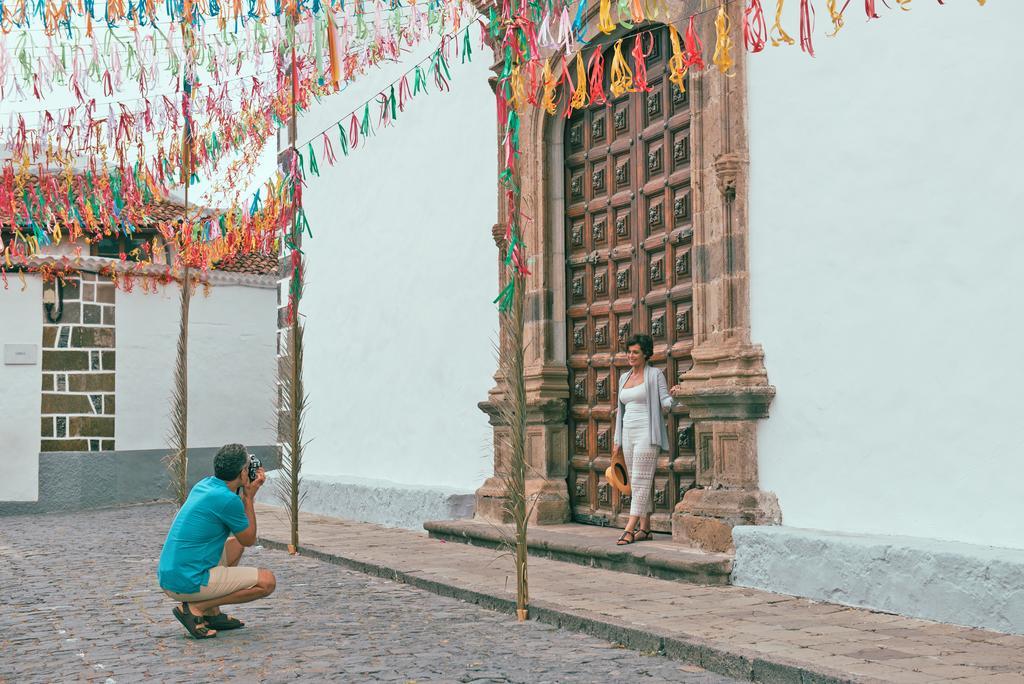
[{"left": 613, "top": 334, "right": 674, "bottom": 545}]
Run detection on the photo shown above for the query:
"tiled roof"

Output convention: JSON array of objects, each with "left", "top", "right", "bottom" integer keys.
[
  {"left": 212, "top": 251, "right": 279, "bottom": 275},
  {"left": 137, "top": 200, "right": 193, "bottom": 223}
]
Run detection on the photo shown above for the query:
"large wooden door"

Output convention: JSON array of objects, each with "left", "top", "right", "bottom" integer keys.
[{"left": 565, "top": 27, "right": 696, "bottom": 531}]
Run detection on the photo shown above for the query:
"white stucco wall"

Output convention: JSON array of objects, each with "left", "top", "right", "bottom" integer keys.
[
  {"left": 116, "top": 283, "right": 277, "bottom": 451},
  {"left": 297, "top": 36, "right": 498, "bottom": 491},
  {"left": 0, "top": 277, "right": 42, "bottom": 500},
  {"left": 748, "top": 3, "right": 1024, "bottom": 549}
]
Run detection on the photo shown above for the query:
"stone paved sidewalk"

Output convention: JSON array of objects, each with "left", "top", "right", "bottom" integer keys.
[
  {"left": 255, "top": 505, "right": 1024, "bottom": 684},
  {"left": 0, "top": 505, "right": 733, "bottom": 683}
]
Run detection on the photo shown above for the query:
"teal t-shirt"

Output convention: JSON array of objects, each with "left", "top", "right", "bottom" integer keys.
[{"left": 157, "top": 477, "right": 251, "bottom": 593}]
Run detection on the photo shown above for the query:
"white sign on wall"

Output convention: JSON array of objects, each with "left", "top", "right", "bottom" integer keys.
[{"left": 3, "top": 344, "right": 38, "bottom": 365}]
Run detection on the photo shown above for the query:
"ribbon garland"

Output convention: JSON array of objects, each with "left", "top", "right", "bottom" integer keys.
[
  {"left": 3, "top": 0, "right": 994, "bottom": 220},
  {"left": 0, "top": 163, "right": 294, "bottom": 285},
  {"left": 492, "top": 0, "right": 533, "bottom": 312},
  {"left": 0, "top": 6, "right": 479, "bottom": 225},
  {"left": 0, "top": 0, "right": 462, "bottom": 31},
  {"left": 0, "top": 62, "right": 320, "bottom": 229},
  {"left": 0, "top": 0, "right": 992, "bottom": 289},
  {"left": 0, "top": 22, "right": 481, "bottom": 276},
  {"left": 295, "top": 24, "right": 476, "bottom": 164},
  {"left": 0, "top": 4, "right": 479, "bottom": 260},
  {"left": 770, "top": 0, "right": 796, "bottom": 47},
  {"left": 798, "top": 0, "right": 814, "bottom": 56},
  {"left": 713, "top": 4, "right": 735, "bottom": 74},
  {"left": 2, "top": 0, "right": 681, "bottom": 107},
  {"left": 3, "top": 0, "right": 989, "bottom": 120}
]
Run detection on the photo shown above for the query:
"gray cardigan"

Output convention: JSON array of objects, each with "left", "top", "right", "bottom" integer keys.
[{"left": 614, "top": 365, "right": 674, "bottom": 451}]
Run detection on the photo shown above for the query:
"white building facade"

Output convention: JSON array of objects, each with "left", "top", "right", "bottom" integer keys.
[
  {"left": 270, "top": 36, "right": 499, "bottom": 528},
  {"left": 284, "top": 0, "right": 1024, "bottom": 633},
  {"left": 0, "top": 237, "right": 279, "bottom": 513}
]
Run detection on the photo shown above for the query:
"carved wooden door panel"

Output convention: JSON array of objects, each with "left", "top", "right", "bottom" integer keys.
[{"left": 565, "top": 27, "right": 696, "bottom": 531}]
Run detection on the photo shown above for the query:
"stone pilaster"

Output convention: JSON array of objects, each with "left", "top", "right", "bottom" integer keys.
[
  {"left": 471, "top": 16, "right": 573, "bottom": 523},
  {"left": 669, "top": 10, "right": 780, "bottom": 551},
  {"left": 476, "top": 389, "right": 570, "bottom": 525}
]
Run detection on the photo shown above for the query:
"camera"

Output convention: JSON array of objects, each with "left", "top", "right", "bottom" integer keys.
[{"left": 247, "top": 454, "right": 262, "bottom": 482}]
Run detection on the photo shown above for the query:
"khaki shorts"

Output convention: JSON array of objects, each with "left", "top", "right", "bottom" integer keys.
[{"left": 163, "top": 542, "right": 260, "bottom": 602}]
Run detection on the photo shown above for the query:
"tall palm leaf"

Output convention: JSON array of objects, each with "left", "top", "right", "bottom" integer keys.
[
  {"left": 275, "top": 313, "right": 307, "bottom": 552},
  {"left": 164, "top": 267, "right": 191, "bottom": 507},
  {"left": 493, "top": 269, "right": 530, "bottom": 621}
]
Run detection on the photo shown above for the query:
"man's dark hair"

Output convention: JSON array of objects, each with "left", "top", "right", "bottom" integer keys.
[
  {"left": 625, "top": 334, "right": 654, "bottom": 359},
  {"left": 214, "top": 443, "right": 249, "bottom": 481}
]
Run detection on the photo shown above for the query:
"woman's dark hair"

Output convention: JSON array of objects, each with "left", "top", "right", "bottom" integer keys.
[
  {"left": 214, "top": 443, "right": 249, "bottom": 481},
  {"left": 625, "top": 334, "right": 654, "bottom": 359}
]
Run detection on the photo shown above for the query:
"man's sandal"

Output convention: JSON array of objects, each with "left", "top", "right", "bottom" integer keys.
[
  {"left": 204, "top": 613, "right": 245, "bottom": 631},
  {"left": 617, "top": 530, "right": 637, "bottom": 545},
  {"left": 173, "top": 603, "right": 217, "bottom": 639}
]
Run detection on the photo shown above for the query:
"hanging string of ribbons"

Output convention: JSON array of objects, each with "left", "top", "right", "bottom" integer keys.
[
  {"left": 291, "top": 22, "right": 478, "bottom": 174},
  {"left": 0, "top": 0, "right": 463, "bottom": 31},
  {"left": 0, "top": 20, "right": 476, "bottom": 278},
  {"left": 0, "top": 0, "right": 468, "bottom": 103}
]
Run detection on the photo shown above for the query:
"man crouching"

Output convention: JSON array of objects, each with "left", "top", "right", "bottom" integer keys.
[{"left": 157, "top": 443, "right": 276, "bottom": 639}]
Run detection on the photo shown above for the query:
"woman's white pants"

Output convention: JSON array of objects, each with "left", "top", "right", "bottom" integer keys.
[{"left": 621, "top": 422, "right": 658, "bottom": 516}]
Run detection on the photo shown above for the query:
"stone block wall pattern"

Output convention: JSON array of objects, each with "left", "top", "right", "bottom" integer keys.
[
  {"left": 40, "top": 273, "right": 117, "bottom": 453},
  {"left": 732, "top": 525, "right": 1024, "bottom": 636}
]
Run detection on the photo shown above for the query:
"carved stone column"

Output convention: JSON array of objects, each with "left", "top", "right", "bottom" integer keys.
[
  {"left": 670, "top": 2, "right": 780, "bottom": 552},
  {"left": 476, "top": 396, "right": 571, "bottom": 524}
]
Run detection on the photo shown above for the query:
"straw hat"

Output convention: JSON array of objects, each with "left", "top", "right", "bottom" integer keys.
[{"left": 605, "top": 451, "right": 631, "bottom": 495}]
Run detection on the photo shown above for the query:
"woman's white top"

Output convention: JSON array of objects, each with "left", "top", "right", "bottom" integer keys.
[
  {"left": 619, "top": 381, "right": 648, "bottom": 426},
  {"left": 614, "top": 365, "right": 674, "bottom": 451}
]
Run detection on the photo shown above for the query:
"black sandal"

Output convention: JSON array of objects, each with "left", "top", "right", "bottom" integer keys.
[
  {"left": 204, "top": 613, "right": 245, "bottom": 631},
  {"left": 634, "top": 528, "right": 652, "bottom": 541},
  {"left": 617, "top": 530, "right": 637, "bottom": 545},
  {"left": 173, "top": 603, "right": 217, "bottom": 639}
]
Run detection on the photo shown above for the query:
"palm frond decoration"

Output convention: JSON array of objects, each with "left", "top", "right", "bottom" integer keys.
[
  {"left": 493, "top": 268, "right": 530, "bottom": 621},
  {"left": 276, "top": 310, "right": 308, "bottom": 553},
  {"left": 165, "top": 59, "right": 196, "bottom": 509},
  {"left": 164, "top": 267, "right": 191, "bottom": 507},
  {"left": 277, "top": 34, "right": 307, "bottom": 553}
]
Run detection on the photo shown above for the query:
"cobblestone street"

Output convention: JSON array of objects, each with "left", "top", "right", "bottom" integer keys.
[{"left": 0, "top": 505, "right": 733, "bottom": 683}]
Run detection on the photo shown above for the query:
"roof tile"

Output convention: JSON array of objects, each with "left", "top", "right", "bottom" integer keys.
[{"left": 212, "top": 251, "right": 279, "bottom": 276}]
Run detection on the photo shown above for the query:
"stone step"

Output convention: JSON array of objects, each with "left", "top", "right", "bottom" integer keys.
[{"left": 424, "top": 518, "right": 733, "bottom": 585}]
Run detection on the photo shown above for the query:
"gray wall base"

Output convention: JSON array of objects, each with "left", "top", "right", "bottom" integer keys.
[
  {"left": 732, "top": 525, "right": 1024, "bottom": 635},
  {"left": 256, "top": 473, "right": 475, "bottom": 531},
  {"left": 0, "top": 446, "right": 279, "bottom": 516}
]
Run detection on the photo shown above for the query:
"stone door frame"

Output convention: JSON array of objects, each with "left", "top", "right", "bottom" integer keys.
[{"left": 475, "top": 0, "right": 780, "bottom": 551}]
